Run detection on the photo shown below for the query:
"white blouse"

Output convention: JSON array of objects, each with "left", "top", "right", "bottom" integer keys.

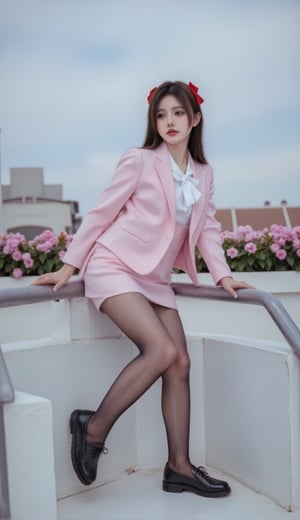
[{"left": 169, "top": 153, "right": 201, "bottom": 225}]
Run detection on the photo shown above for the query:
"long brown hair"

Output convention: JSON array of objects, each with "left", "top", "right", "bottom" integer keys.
[{"left": 143, "top": 81, "right": 207, "bottom": 164}]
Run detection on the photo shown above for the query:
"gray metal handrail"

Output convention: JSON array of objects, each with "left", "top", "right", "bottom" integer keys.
[{"left": 0, "top": 280, "right": 85, "bottom": 308}]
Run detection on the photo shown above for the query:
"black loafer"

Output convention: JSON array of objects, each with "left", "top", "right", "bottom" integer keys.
[
  {"left": 162, "top": 463, "right": 231, "bottom": 497},
  {"left": 70, "top": 409, "right": 107, "bottom": 486}
]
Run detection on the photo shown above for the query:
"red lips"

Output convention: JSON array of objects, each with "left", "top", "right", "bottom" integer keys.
[{"left": 167, "top": 130, "right": 178, "bottom": 136}]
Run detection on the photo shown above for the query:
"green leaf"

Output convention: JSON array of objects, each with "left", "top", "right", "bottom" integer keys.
[{"left": 45, "top": 258, "right": 54, "bottom": 272}]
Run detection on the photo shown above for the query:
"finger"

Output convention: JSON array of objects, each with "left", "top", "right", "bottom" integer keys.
[
  {"left": 239, "top": 282, "right": 256, "bottom": 290},
  {"left": 228, "top": 287, "right": 238, "bottom": 299},
  {"left": 31, "top": 276, "right": 48, "bottom": 286},
  {"left": 53, "top": 279, "right": 66, "bottom": 292},
  {"left": 34, "top": 274, "right": 56, "bottom": 286}
]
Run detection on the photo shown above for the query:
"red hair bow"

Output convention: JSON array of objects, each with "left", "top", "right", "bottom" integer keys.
[
  {"left": 147, "top": 82, "right": 204, "bottom": 105},
  {"left": 147, "top": 87, "right": 158, "bottom": 104},
  {"left": 188, "top": 82, "right": 204, "bottom": 105}
]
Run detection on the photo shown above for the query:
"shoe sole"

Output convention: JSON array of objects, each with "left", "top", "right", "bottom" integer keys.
[
  {"left": 162, "top": 480, "right": 231, "bottom": 497},
  {"left": 70, "top": 410, "right": 92, "bottom": 486}
]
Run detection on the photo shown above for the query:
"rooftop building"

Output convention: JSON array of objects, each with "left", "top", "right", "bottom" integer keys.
[
  {"left": 1, "top": 167, "right": 82, "bottom": 238},
  {"left": 216, "top": 202, "right": 300, "bottom": 231}
]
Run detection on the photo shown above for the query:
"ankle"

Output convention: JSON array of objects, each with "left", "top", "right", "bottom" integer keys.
[
  {"left": 86, "top": 416, "right": 106, "bottom": 444},
  {"left": 168, "top": 459, "right": 193, "bottom": 477}
]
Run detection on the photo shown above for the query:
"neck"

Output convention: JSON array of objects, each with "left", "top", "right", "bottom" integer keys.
[{"left": 166, "top": 142, "right": 189, "bottom": 174}]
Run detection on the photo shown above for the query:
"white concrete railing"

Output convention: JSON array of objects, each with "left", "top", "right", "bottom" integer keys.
[{"left": 1, "top": 274, "right": 299, "bottom": 357}]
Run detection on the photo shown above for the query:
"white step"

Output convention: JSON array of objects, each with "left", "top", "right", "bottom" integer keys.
[
  {"left": 4, "top": 391, "right": 57, "bottom": 520},
  {"left": 57, "top": 468, "right": 300, "bottom": 520}
]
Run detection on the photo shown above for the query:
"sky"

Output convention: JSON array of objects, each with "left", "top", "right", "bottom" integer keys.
[{"left": 1, "top": 0, "right": 300, "bottom": 219}]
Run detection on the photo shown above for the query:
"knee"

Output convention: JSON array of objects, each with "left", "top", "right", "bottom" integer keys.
[
  {"left": 170, "top": 351, "right": 191, "bottom": 378},
  {"left": 152, "top": 339, "right": 178, "bottom": 372}
]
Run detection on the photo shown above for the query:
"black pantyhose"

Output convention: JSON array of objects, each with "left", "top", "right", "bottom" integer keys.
[
  {"left": 157, "top": 305, "right": 192, "bottom": 475},
  {"left": 86, "top": 292, "right": 193, "bottom": 477}
]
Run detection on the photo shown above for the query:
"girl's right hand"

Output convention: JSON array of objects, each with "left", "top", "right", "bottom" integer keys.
[{"left": 31, "top": 263, "right": 75, "bottom": 292}]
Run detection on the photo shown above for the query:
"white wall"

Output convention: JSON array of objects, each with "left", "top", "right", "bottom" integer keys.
[{"left": 4, "top": 201, "right": 72, "bottom": 234}]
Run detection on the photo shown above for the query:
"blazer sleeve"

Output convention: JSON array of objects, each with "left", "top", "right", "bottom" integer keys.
[
  {"left": 63, "top": 148, "right": 142, "bottom": 269},
  {"left": 197, "top": 168, "right": 231, "bottom": 284}
]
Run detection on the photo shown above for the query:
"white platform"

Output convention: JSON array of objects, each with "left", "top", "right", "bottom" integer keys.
[{"left": 57, "top": 467, "right": 300, "bottom": 520}]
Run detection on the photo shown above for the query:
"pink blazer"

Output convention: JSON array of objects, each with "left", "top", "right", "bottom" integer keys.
[{"left": 63, "top": 142, "right": 231, "bottom": 286}]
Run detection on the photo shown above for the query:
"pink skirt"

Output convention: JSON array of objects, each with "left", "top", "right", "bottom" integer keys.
[{"left": 84, "top": 223, "right": 188, "bottom": 311}]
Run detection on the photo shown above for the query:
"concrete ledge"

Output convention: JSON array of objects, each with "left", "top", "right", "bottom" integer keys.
[
  {"left": 203, "top": 336, "right": 300, "bottom": 511},
  {"left": 4, "top": 391, "right": 57, "bottom": 520}
]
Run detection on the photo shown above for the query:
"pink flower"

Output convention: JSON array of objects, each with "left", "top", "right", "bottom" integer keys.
[
  {"left": 278, "top": 238, "right": 286, "bottom": 246},
  {"left": 3, "top": 239, "right": 18, "bottom": 254},
  {"left": 293, "top": 239, "right": 300, "bottom": 249},
  {"left": 276, "top": 249, "right": 287, "bottom": 260},
  {"left": 22, "top": 252, "right": 34, "bottom": 268},
  {"left": 12, "top": 267, "right": 23, "bottom": 279},
  {"left": 36, "top": 241, "right": 53, "bottom": 253},
  {"left": 296, "top": 249, "right": 300, "bottom": 258},
  {"left": 33, "top": 229, "right": 58, "bottom": 249},
  {"left": 12, "top": 250, "right": 22, "bottom": 261},
  {"left": 5, "top": 237, "right": 23, "bottom": 251},
  {"left": 245, "top": 232, "right": 256, "bottom": 242},
  {"left": 270, "top": 224, "right": 281, "bottom": 233},
  {"left": 58, "top": 250, "right": 66, "bottom": 261},
  {"left": 271, "top": 243, "right": 280, "bottom": 253},
  {"left": 244, "top": 242, "right": 257, "bottom": 254},
  {"left": 226, "top": 247, "right": 238, "bottom": 259}
]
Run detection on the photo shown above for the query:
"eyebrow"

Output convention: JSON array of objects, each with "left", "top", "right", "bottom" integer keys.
[{"left": 156, "top": 105, "right": 184, "bottom": 112}]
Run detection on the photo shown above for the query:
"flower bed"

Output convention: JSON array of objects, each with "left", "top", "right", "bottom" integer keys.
[
  {"left": 1, "top": 225, "right": 300, "bottom": 278},
  {"left": 196, "top": 224, "right": 300, "bottom": 273},
  {"left": 0, "top": 229, "right": 73, "bottom": 278}
]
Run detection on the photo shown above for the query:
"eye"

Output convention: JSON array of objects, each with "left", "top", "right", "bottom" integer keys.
[
  {"left": 156, "top": 112, "right": 165, "bottom": 119},
  {"left": 175, "top": 110, "right": 185, "bottom": 117}
]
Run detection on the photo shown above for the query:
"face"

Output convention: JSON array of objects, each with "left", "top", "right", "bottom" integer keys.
[{"left": 156, "top": 94, "right": 200, "bottom": 148}]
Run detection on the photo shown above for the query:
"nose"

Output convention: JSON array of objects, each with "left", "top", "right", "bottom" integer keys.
[{"left": 167, "top": 113, "right": 174, "bottom": 126}]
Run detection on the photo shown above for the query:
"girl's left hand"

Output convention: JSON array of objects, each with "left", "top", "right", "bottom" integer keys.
[{"left": 220, "top": 276, "right": 255, "bottom": 299}]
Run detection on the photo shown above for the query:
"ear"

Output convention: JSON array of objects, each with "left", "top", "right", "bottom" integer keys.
[{"left": 192, "top": 112, "right": 201, "bottom": 127}]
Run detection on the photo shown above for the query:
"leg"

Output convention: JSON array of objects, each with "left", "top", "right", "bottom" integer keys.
[
  {"left": 86, "top": 292, "right": 178, "bottom": 444},
  {"left": 154, "top": 305, "right": 231, "bottom": 497},
  {"left": 153, "top": 304, "right": 193, "bottom": 477}
]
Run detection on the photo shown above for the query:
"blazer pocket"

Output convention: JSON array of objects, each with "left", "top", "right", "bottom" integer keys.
[{"left": 121, "top": 224, "right": 150, "bottom": 243}]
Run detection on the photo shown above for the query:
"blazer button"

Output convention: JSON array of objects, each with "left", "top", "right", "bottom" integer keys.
[{"left": 165, "top": 236, "right": 170, "bottom": 240}]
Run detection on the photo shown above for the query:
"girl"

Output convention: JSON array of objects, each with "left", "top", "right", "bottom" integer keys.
[{"left": 33, "top": 80, "right": 251, "bottom": 497}]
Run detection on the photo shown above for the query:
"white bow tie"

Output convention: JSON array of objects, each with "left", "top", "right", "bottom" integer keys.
[{"left": 172, "top": 169, "right": 201, "bottom": 209}]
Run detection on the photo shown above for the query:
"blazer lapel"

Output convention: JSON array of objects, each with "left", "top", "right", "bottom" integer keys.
[
  {"left": 154, "top": 143, "right": 176, "bottom": 222},
  {"left": 189, "top": 157, "right": 209, "bottom": 241}
]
